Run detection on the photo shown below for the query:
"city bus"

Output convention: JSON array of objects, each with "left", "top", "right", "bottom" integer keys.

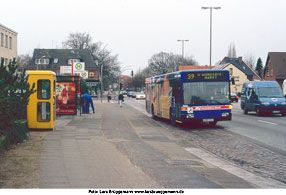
[{"left": 145, "top": 70, "right": 232, "bottom": 126}]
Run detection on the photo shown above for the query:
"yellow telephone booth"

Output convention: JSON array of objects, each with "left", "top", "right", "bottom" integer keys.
[{"left": 27, "top": 71, "right": 56, "bottom": 130}]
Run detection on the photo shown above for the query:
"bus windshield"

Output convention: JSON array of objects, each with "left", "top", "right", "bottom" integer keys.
[
  {"left": 183, "top": 82, "right": 229, "bottom": 105},
  {"left": 257, "top": 87, "right": 283, "bottom": 98}
]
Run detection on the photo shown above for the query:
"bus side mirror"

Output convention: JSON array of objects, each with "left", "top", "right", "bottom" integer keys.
[{"left": 231, "top": 77, "right": 235, "bottom": 85}]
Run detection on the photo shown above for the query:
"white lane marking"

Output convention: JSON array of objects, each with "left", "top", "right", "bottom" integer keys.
[
  {"left": 185, "top": 147, "right": 286, "bottom": 188},
  {"left": 258, "top": 120, "right": 278, "bottom": 126}
]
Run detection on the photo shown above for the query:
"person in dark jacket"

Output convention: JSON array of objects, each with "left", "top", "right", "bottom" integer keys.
[
  {"left": 107, "top": 91, "right": 112, "bottom": 103},
  {"left": 82, "top": 93, "right": 95, "bottom": 113},
  {"left": 118, "top": 92, "right": 124, "bottom": 107}
]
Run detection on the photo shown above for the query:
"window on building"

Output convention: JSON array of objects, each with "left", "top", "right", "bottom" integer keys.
[
  {"left": 266, "top": 67, "right": 269, "bottom": 77},
  {"left": 9, "top": 37, "right": 12, "bottom": 49},
  {"left": 271, "top": 68, "right": 273, "bottom": 77},
  {"left": 54, "top": 58, "right": 58, "bottom": 64},
  {"left": 229, "top": 68, "right": 233, "bottom": 76},
  {"left": 68, "top": 59, "right": 80, "bottom": 65},
  {"left": 4, "top": 58, "right": 8, "bottom": 65},
  {"left": 5, "top": 35, "right": 8, "bottom": 48},
  {"left": 35, "top": 58, "right": 50, "bottom": 65},
  {"left": 0, "top": 33, "right": 3, "bottom": 47}
]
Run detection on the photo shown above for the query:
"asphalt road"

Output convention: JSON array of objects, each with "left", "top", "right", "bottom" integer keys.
[
  {"left": 225, "top": 100, "right": 286, "bottom": 155},
  {"left": 125, "top": 97, "right": 286, "bottom": 155}
]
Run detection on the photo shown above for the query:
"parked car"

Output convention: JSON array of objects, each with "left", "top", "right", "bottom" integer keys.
[
  {"left": 127, "top": 91, "right": 135, "bottom": 97},
  {"left": 136, "top": 92, "right": 145, "bottom": 100},
  {"left": 230, "top": 92, "right": 239, "bottom": 102},
  {"left": 122, "top": 90, "right": 127, "bottom": 95},
  {"left": 131, "top": 92, "right": 137, "bottom": 98}
]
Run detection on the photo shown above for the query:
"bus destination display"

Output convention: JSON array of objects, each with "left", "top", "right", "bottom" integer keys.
[{"left": 185, "top": 71, "right": 228, "bottom": 81}]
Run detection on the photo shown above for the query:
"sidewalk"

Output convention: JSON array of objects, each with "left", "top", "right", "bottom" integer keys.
[
  {"left": 40, "top": 102, "right": 159, "bottom": 188},
  {"left": 39, "top": 100, "right": 255, "bottom": 188}
]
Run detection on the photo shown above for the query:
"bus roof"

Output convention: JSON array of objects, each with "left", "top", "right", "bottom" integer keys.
[{"left": 145, "top": 69, "right": 230, "bottom": 84}]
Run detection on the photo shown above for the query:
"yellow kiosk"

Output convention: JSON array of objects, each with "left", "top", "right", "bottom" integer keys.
[{"left": 27, "top": 71, "right": 56, "bottom": 130}]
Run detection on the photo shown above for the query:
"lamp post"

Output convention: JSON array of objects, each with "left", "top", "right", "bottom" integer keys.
[
  {"left": 177, "top": 40, "right": 189, "bottom": 59},
  {"left": 95, "top": 60, "right": 103, "bottom": 103},
  {"left": 201, "top": 6, "right": 221, "bottom": 69}
]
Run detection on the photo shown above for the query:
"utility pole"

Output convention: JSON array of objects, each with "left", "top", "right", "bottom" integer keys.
[
  {"left": 177, "top": 40, "right": 189, "bottom": 59},
  {"left": 201, "top": 6, "right": 221, "bottom": 69},
  {"left": 100, "top": 64, "right": 103, "bottom": 103}
]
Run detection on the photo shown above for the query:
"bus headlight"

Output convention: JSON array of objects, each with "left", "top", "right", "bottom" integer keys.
[
  {"left": 187, "top": 114, "right": 195, "bottom": 118},
  {"left": 261, "top": 102, "right": 270, "bottom": 105},
  {"left": 281, "top": 102, "right": 286, "bottom": 105},
  {"left": 222, "top": 112, "right": 230, "bottom": 117}
]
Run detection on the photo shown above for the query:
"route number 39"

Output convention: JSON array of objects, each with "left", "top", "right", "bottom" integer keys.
[{"left": 187, "top": 73, "right": 195, "bottom": 80}]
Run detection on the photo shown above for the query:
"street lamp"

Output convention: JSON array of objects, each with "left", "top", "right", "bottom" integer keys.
[
  {"left": 201, "top": 6, "right": 221, "bottom": 69},
  {"left": 95, "top": 60, "right": 103, "bottom": 103},
  {"left": 177, "top": 40, "right": 189, "bottom": 59}
]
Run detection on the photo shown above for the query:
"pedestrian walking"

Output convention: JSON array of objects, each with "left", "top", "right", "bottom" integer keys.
[
  {"left": 107, "top": 91, "right": 112, "bottom": 103},
  {"left": 118, "top": 92, "right": 124, "bottom": 107},
  {"left": 82, "top": 92, "right": 95, "bottom": 114}
]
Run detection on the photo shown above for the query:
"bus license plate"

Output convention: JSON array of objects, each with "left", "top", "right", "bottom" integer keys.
[
  {"left": 272, "top": 110, "right": 280, "bottom": 113},
  {"left": 203, "top": 119, "right": 214, "bottom": 122}
]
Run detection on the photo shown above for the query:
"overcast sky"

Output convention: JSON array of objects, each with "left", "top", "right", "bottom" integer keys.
[{"left": 1, "top": 0, "right": 286, "bottom": 74}]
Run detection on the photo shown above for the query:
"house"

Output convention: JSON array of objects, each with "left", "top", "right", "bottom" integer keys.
[
  {"left": 120, "top": 75, "right": 131, "bottom": 90},
  {"left": 214, "top": 57, "right": 261, "bottom": 94},
  {"left": 179, "top": 65, "right": 215, "bottom": 70},
  {"left": 263, "top": 52, "right": 286, "bottom": 87},
  {"left": 29, "top": 49, "right": 100, "bottom": 83},
  {"left": 0, "top": 23, "right": 17, "bottom": 65}
]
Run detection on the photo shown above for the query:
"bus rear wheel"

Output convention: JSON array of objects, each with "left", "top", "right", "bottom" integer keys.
[{"left": 151, "top": 105, "right": 156, "bottom": 120}]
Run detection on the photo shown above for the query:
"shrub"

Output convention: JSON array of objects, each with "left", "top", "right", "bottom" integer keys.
[{"left": 0, "top": 59, "right": 35, "bottom": 144}]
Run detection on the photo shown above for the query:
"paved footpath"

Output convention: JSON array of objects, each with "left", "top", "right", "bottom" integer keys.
[{"left": 39, "top": 100, "right": 256, "bottom": 188}]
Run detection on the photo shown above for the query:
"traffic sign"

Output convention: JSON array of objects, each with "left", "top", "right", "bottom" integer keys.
[
  {"left": 73, "top": 62, "right": 85, "bottom": 73},
  {"left": 80, "top": 71, "right": 88, "bottom": 79}
]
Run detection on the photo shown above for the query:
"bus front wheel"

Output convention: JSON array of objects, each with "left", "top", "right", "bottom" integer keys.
[
  {"left": 243, "top": 107, "right": 248, "bottom": 115},
  {"left": 170, "top": 109, "right": 176, "bottom": 126}
]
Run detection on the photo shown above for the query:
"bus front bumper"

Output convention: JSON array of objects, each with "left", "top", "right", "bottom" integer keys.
[{"left": 181, "top": 111, "right": 232, "bottom": 123}]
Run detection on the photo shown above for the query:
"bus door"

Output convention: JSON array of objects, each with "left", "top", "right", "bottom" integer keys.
[
  {"left": 173, "top": 83, "right": 182, "bottom": 120},
  {"left": 156, "top": 82, "right": 162, "bottom": 116}
]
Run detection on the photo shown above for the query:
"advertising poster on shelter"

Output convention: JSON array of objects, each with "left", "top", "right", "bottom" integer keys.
[{"left": 56, "top": 82, "right": 76, "bottom": 115}]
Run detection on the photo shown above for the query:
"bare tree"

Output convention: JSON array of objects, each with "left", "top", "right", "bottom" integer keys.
[
  {"left": 148, "top": 52, "right": 175, "bottom": 75},
  {"left": 244, "top": 53, "right": 256, "bottom": 69},
  {"left": 148, "top": 52, "right": 198, "bottom": 76},
  {"left": 227, "top": 43, "right": 237, "bottom": 58},
  {"left": 62, "top": 32, "right": 93, "bottom": 50},
  {"left": 179, "top": 56, "right": 199, "bottom": 66},
  {"left": 17, "top": 54, "right": 32, "bottom": 70}
]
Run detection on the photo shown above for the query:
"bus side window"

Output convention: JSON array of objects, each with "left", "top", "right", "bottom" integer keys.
[{"left": 37, "top": 80, "right": 51, "bottom": 99}]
